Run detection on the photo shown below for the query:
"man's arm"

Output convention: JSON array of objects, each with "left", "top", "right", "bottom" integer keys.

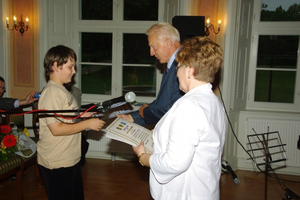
[
  {"left": 142, "top": 62, "right": 183, "bottom": 125},
  {"left": 0, "top": 98, "right": 18, "bottom": 110},
  {"left": 0, "top": 91, "right": 38, "bottom": 110},
  {"left": 18, "top": 91, "right": 38, "bottom": 106}
]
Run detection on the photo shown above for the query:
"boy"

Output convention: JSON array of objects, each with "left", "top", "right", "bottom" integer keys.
[{"left": 37, "top": 45, "right": 105, "bottom": 200}]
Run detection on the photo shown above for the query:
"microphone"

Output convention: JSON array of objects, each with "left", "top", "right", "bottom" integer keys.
[
  {"left": 80, "top": 92, "right": 136, "bottom": 114},
  {"left": 99, "top": 92, "right": 136, "bottom": 111},
  {"left": 226, "top": 164, "right": 240, "bottom": 184}
]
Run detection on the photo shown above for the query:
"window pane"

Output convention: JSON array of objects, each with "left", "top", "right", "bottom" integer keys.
[
  {"left": 123, "top": 33, "right": 155, "bottom": 64},
  {"left": 81, "top": 0, "right": 112, "bottom": 20},
  {"left": 81, "top": 64, "right": 112, "bottom": 95},
  {"left": 123, "top": 66, "right": 156, "bottom": 97},
  {"left": 81, "top": 33, "right": 112, "bottom": 63},
  {"left": 261, "top": 0, "right": 300, "bottom": 21},
  {"left": 254, "top": 71, "right": 295, "bottom": 103},
  {"left": 257, "top": 35, "right": 298, "bottom": 69},
  {"left": 124, "top": 0, "right": 158, "bottom": 21}
]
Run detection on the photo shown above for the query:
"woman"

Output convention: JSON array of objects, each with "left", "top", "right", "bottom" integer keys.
[{"left": 133, "top": 36, "right": 225, "bottom": 200}]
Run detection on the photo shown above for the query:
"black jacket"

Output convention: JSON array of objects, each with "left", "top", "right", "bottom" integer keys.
[{"left": 0, "top": 98, "right": 18, "bottom": 110}]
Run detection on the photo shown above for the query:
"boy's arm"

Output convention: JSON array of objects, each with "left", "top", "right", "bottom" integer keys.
[{"left": 48, "top": 118, "right": 105, "bottom": 136}]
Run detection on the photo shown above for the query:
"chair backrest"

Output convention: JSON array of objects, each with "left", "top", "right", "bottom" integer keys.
[
  {"left": 32, "top": 102, "right": 39, "bottom": 138},
  {"left": 5, "top": 108, "right": 25, "bottom": 130}
]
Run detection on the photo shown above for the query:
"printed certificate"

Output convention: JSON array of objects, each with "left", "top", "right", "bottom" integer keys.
[{"left": 105, "top": 117, "right": 154, "bottom": 154}]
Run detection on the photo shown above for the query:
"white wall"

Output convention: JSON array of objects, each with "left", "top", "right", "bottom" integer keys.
[{"left": 0, "top": 0, "right": 10, "bottom": 95}]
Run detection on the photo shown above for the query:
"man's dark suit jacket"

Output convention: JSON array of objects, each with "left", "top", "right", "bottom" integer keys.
[
  {"left": 0, "top": 98, "right": 17, "bottom": 110},
  {"left": 131, "top": 60, "right": 183, "bottom": 126}
]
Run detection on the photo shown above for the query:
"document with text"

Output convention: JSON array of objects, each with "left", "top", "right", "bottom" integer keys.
[{"left": 105, "top": 117, "right": 154, "bottom": 154}]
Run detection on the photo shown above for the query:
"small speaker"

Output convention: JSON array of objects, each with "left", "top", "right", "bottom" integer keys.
[{"left": 172, "top": 16, "right": 205, "bottom": 43}]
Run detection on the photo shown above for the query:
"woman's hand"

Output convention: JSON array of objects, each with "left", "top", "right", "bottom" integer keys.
[
  {"left": 132, "top": 140, "right": 146, "bottom": 157},
  {"left": 133, "top": 141, "right": 151, "bottom": 167}
]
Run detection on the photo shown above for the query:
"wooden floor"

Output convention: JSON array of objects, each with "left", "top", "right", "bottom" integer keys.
[{"left": 0, "top": 158, "right": 299, "bottom": 200}]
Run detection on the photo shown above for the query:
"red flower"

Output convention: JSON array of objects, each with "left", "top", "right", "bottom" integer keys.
[
  {"left": 2, "top": 134, "right": 17, "bottom": 148},
  {"left": 0, "top": 125, "right": 12, "bottom": 134}
]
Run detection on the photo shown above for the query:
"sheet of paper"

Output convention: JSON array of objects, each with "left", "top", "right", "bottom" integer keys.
[{"left": 105, "top": 117, "right": 154, "bottom": 154}]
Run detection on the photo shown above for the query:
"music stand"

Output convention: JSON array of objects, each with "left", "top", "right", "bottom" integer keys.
[{"left": 247, "top": 129, "right": 287, "bottom": 200}]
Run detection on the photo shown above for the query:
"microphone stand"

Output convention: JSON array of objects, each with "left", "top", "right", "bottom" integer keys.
[
  {"left": 1, "top": 104, "right": 109, "bottom": 115},
  {"left": 248, "top": 129, "right": 300, "bottom": 200}
]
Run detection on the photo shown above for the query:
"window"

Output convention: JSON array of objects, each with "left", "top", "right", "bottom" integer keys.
[
  {"left": 81, "top": 0, "right": 113, "bottom": 20},
  {"left": 255, "top": 35, "right": 298, "bottom": 103},
  {"left": 73, "top": 0, "right": 162, "bottom": 103},
  {"left": 247, "top": 0, "right": 300, "bottom": 111},
  {"left": 81, "top": 32, "right": 113, "bottom": 95},
  {"left": 122, "top": 33, "right": 157, "bottom": 97},
  {"left": 261, "top": 0, "right": 300, "bottom": 21}
]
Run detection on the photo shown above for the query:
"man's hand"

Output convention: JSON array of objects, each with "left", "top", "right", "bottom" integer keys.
[
  {"left": 116, "top": 114, "right": 134, "bottom": 123},
  {"left": 138, "top": 104, "right": 148, "bottom": 119},
  {"left": 19, "top": 91, "right": 39, "bottom": 106}
]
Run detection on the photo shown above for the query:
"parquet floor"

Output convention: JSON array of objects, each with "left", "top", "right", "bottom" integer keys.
[{"left": 0, "top": 158, "right": 299, "bottom": 200}]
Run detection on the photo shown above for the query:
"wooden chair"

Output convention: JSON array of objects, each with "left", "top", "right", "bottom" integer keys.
[
  {"left": 31, "top": 103, "right": 44, "bottom": 187},
  {"left": 5, "top": 108, "right": 25, "bottom": 130},
  {"left": 1, "top": 106, "right": 44, "bottom": 196},
  {"left": 0, "top": 155, "right": 24, "bottom": 200},
  {"left": 0, "top": 110, "right": 24, "bottom": 199},
  {"left": 32, "top": 102, "right": 39, "bottom": 138}
]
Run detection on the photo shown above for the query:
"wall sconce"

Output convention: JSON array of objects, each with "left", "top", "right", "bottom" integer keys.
[
  {"left": 205, "top": 17, "right": 221, "bottom": 36},
  {"left": 6, "top": 14, "right": 29, "bottom": 36}
]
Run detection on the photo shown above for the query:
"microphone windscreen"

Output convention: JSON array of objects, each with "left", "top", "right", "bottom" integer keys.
[{"left": 125, "top": 92, "right": 136, "bottom": 102}]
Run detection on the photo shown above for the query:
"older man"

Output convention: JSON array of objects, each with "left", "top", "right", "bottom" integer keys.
[
  {"left": 0, "top": 76, "right": 5, "bottom": 98},
  {"left": 118, "top": 22, "right": 183, "bottom": 126},
  {"left": 0, "top": 76, "right": 38, "bottom": 110}
]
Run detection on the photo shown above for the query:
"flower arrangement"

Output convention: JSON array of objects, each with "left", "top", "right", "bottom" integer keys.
[
  {"left": 0, "top": 124, "right": 35, "bottom": 160},
  {"left": 0, "top": 124, "right": 18, "bottom": 160}
]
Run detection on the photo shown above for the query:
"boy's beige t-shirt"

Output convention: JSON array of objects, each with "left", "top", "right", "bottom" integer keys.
[{"left": 37, "top": 80, "right": 81, "bottom": 169}]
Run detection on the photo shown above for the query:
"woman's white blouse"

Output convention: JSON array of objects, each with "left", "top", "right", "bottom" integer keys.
[{"left": 149, "top": 83, "right": 226, "bottom": 200}]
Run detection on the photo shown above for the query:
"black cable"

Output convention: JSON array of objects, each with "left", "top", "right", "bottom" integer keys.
[{"left": 217, "top": 85, "right": 263, "bottom": 171}]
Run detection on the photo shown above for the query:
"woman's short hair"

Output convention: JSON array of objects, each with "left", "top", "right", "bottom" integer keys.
[
  {"left": 176, "top": 36, "right": 223, "bottom": 83},
  {"left": 44, "top": 45, "right": 77, "bottom": 76}
]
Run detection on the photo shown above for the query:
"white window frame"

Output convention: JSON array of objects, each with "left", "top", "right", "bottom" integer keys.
[
  {"left": 247, "top": 0, "right": 300, "bottom": 112},
  {"left": 72, "top": 0, "right": 165, "bottom": 104}
]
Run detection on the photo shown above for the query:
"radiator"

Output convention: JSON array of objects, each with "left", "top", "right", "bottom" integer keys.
[
  {"left": 85, "top": 129, "right": 135, "bottom": 160},
  {"left": 246, "top": 118, "right": 300, "bottom": 167}
]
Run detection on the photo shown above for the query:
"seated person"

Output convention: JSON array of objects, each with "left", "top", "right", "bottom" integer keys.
[
  {"left": 0, "top": 76, "right": 38, "bottom": 110},
  {"left": 0, "top": 92, "right": 38, "bottom": 110}
]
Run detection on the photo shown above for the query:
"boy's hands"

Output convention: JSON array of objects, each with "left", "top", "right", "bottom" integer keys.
[
  {"left": 87, "top": 118, "right": 106, "bottom": 131},
  {"left": 81, "top": 112, "right": 95, "bottom": 118}
]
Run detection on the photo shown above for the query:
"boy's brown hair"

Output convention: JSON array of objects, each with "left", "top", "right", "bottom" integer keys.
[{"left": 44, "top": 45, "right": 77, "bottom": 77}]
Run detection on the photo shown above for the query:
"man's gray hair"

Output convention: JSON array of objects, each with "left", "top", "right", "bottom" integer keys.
[{"left": 146, "top": 22, "right": 180, "bottom": 42}]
